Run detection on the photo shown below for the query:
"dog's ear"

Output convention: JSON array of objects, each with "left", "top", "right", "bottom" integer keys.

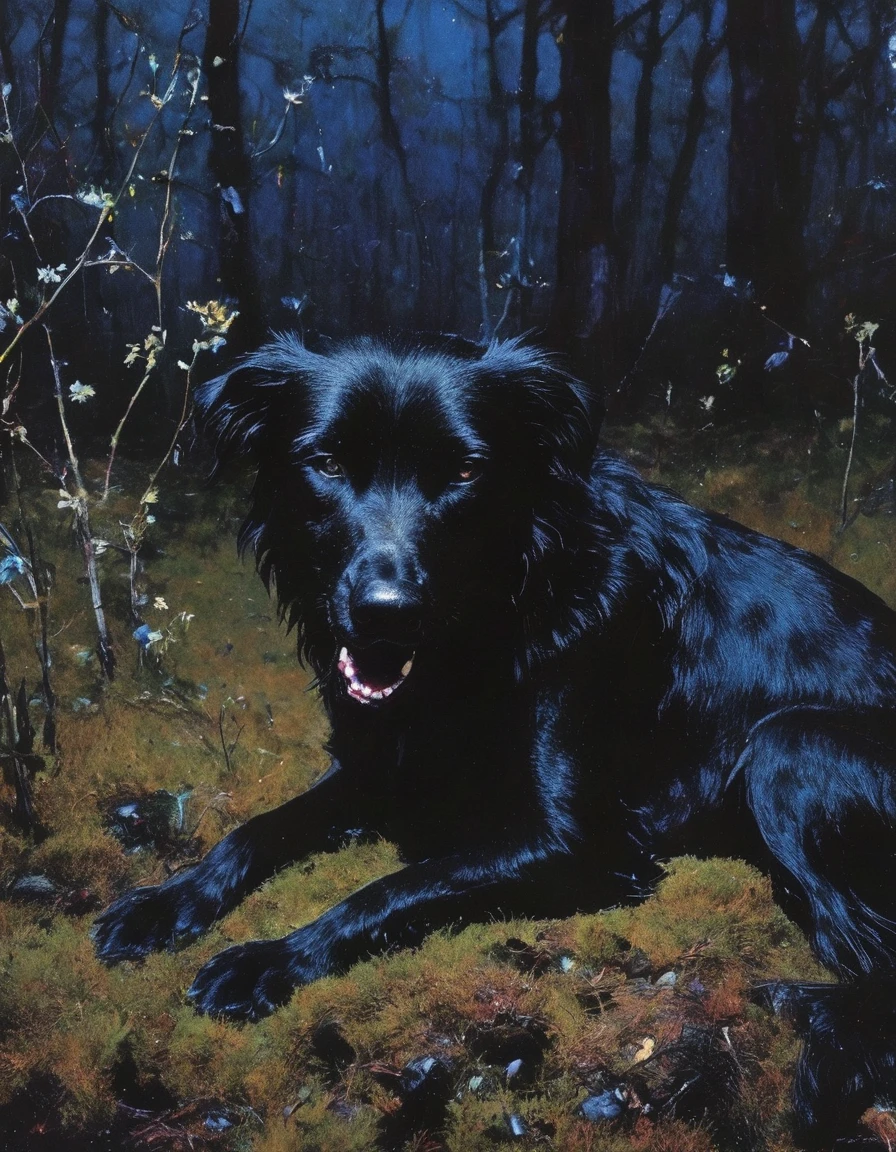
[
  {"left": 194, "top": 333, "right": 325, "bottom": 467},
  {"left": 476, "top": 339, "right": 600, "bottom": 476}
]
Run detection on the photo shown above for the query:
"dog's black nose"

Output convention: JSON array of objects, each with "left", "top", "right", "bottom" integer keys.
[{"left": 349, "top": 580, "right": 423, "bottom": 642}]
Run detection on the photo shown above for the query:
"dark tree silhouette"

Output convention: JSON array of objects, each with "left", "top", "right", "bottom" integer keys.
[
  {"left": 726, "top": 0, "right": 804, "bottom": 327},
  {"left": 38, "top": 0, "right": 71, "bottom": 133},
  {"left": 0, "top": 8, "right": 17, "bottom": 92},
  {"left": 657, "top": 0, "right": 722, "bottom": 283},
  {"left": 619, "top": 0, "right": 660, "bottom": 299},
  {"left": 374, "top": 0, "right": 428, "bottom": 322},
  {"left": 549, "top": 0, "right": 616, "bottom": 380},
  {"left": 515, "top": 0, "right": 542, "bottom": 328},
  {"left": 620, "top": 0, "right": 699, "bottom": 299},
  {"left": 471, "top": 0, "right": 512, "bottom": 340},
  {"left": 2, "top": 0, "right": 896, "bottom": 431},
  {"left": 203, "top": 0, "right": 261, "bottom": 341},
  {"left": 91, "top": 2, "right": 114, "bottom": 181}
]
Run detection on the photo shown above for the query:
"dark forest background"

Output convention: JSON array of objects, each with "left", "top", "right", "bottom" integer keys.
[
  {"left": 1, "top": 0, "right": 895, "bottom": 452},
  {"left": 0, "top": 0, "right": 893, "bottom": 690}
]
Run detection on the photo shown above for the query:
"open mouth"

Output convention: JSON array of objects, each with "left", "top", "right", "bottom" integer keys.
[{"left": 338, "top": 643, "right": 415, "bottom": 704}]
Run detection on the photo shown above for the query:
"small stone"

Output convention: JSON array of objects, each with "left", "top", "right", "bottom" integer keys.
[
  {"left": 633, "top": 1036, "right": 655, "bottom": 1062},
  {"left": 400, "top": 1055, "right": 439, "bottom": 1093},
  {"left": 506, "top": 1112, "right": 527, "bottom": 1137},
  {"left": 622, "top": 946, "right": 651, "bottom": 978},
  {"left": 579, "top": 1089, "right": 625, "bottom": 1121},
  {"left": 9, "top": 873, "right": 59, "bottom": 902}
]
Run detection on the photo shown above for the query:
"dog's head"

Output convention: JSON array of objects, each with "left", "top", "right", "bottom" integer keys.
[{"left": 196, "top": 334, "right": 598, "bottom": 699}]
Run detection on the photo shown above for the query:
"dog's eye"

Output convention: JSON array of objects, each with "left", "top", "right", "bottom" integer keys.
[
  {"left": 456, "top": 457, "right": 482, "bottom": 483},
  {"left": 317, "top": 456, "right": 344, "bottom": 478}
]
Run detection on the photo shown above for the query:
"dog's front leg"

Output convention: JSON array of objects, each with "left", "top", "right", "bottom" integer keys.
[
  {"left": 92, "top": 762, "right": 363, "bottom": 963},
  {"left": 188, "top": 839, "right": 571, "bottom": 1020}
]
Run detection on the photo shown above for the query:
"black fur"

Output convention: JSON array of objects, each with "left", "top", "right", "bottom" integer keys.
[{"left": 93, "top": 334, "right": 896, "bottom": 1147}]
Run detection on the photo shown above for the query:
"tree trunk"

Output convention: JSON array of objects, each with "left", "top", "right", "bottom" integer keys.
[
  {"left": 38, "top": 0, "right": 71, "bottom": 130},
  {"left": 203, "top": 0, "right": 261, "bottom": 343},
  {"left": 374, "top": 0, "right": 427, "bottom": 324},
  {"left": 0, "top": 13, "right": 17, "bottom": 93},
  {"left": 619, "top": 0, "right": 661, "bottom": 300},
  {"left": 549, "top": 0, "right": 616, "bottom": 383},
  {"left": 92, "top": 2, "right": 114, "bottom": 181},
  {"left": 658, "top": 3, "right": 721, "bottom": 282},
  {"left": 726, "top": 0, "right": 804, "bottom": 327},
  {"left": 477, "top": 0, "right": 511, "bottom": 341},
  {"left": 515, "top": 0, "right": 541, "bottom": 328}
]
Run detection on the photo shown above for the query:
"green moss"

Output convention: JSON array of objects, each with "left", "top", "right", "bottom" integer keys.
[
  {"left": 253, "top": 1095, "right": 382, "bottom": 1152},
  {"left": 605, "top": 857, "right": 821, "bottom": 979},
  {"left": 0, "top": 919, "right": 125, "bottom": 1122}
]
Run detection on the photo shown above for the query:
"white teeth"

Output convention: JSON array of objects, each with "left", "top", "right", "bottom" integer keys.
[{"left": 339, "top": 647, "right": 414, "bottom": 702}]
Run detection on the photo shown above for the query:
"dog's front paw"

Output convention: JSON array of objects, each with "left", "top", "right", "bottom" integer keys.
[
  {"left": 91, "top": 877, "right": 216, "bottom": 963},
  {"left": 187, "top": 939, "right": 308, "bottom": 1021}
]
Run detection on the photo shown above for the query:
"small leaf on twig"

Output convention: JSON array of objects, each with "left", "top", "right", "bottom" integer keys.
[
  {"left": 845, "top": 314, "right": 880, "bottom": 344},
  {"left": 69, "top": 382, "right": 96, "bottom": 403},
  {"left": 37, "top": 264, "right": 67, "bottom": 284},
  {"left": 764, "top": 351, "right": 789, "bottom": 371},
  {"left": 186, "top": 299, "right": 239, "bottom": 334},
  {"left": 133, "top": 624, "right": 163, "bottom": 649},
  {"left": 0, "top": 299, "right": 21, "bottom": 331},
  {"left": 0, "top": 553, "right": 28, "bottom": 584},
  {"left": 192, "top": 335, "right": 226, "bottom": 355},
  {"left": 57, "top": 490, "right": 81, "bottom": 511},
  {"left": 76, "top": 186, "right": 114, "bottom": 210}
]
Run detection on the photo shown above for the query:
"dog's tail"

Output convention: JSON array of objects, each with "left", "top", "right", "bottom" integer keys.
[{"left": 759, "top": 978, "right": 896, "bottom": 1148}]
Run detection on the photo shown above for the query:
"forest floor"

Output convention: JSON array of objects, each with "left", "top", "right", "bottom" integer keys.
[{"left": 2, "top": 411, "right": 896, "bottom": 1152}]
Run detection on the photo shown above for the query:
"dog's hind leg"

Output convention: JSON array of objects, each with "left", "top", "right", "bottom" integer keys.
[
  {"left": 740, "top": 707, "right": 896, "bottom": 1147},
  {"left": 92, "top": 761, "right": 363, "bottom": 963}
]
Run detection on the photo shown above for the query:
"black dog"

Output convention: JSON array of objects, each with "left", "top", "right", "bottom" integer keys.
[{"left": 93, "top": 335, "right": 896, "bottom": 1146}]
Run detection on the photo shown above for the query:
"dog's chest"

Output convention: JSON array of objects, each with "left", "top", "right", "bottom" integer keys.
[{"left": 364, "top": 686, "right": 537, "bottom": 857}]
